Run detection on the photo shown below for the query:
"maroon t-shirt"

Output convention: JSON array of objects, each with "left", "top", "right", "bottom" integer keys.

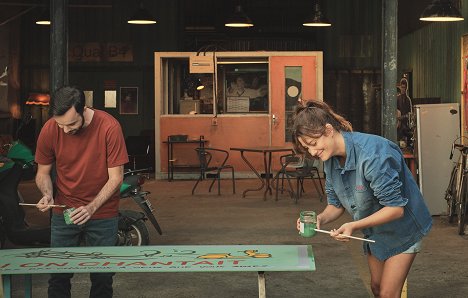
[{"left": 35, "top": 109, "right": 129, "bottom": 219}]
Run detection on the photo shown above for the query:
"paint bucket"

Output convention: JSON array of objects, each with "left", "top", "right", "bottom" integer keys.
[
  {"left": 299, "top": 211, "right": 317, "bottom": 238},
  {"left": 63, "top": 207, "right": 76, "bottom": 225}
]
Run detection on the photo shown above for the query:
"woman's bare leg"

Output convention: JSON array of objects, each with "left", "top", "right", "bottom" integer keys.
[
  {"left": 367, "top": 254, "right": 384, "bottom": 296},
  {"left": 367, "top": 253, "right": 416, "bottom": 298}
]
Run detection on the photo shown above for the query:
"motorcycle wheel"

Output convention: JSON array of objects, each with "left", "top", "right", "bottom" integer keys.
[{"left": 117, "top": 210, "right": 150, "bottom": 246}]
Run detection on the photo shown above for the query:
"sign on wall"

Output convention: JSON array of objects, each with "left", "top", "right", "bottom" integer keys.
[{"left": 69, "top": 43, "right": 133, "bottom": 62}]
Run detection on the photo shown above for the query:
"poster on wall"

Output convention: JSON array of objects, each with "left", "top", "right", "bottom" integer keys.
[
  {"left": 120, "top": 87, "right": 138, "bottom": 115},
  {"left": 83, "top": 91, "right": 93, "bottom": 107},
  {"left": 104, "top": 90, "right": 116, "bottom": 108},
  {"left": 227, "top": 96, "right": 249, "bottom": 112}
]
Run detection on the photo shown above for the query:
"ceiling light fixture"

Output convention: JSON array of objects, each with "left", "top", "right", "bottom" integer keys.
[
  {"left": 35, "top": 9, "right": 50, "bottom": 25},
  {"left": 303, "top": 2, "right": 332, "bottom": 27},
  {"left": 225, "top": 5, "right": 254, "bottom": 28},
  {"left": 420, "top": 0, "right": 464, "bottom": 22},
  {"left": 196, "top": 78, "right": 205, "bottom": 91},
  {"left": 128, "top": 2, "right": 156, "bottom": 25}
]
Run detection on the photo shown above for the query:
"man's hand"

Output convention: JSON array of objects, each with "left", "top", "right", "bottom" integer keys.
[
  {"left": 37, "top": 195, "right": 54, "bottom": 212},
  {"left": 70, "top": 205, "right": 96, "bottom": 225}
]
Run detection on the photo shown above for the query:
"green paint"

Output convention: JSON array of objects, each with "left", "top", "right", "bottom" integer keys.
[
  {"left": 299, "top": 211, "right": 317, "bottom": 238},
  {"left": 63, "top": 208, "right": 75, "bottom": 225}
]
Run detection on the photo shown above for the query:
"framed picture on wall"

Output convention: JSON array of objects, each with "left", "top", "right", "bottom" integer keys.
[{"left": 119, "top": 87, "right": 138, "bottom": 114}]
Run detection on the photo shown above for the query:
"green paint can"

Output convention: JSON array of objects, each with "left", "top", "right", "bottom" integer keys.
[
  {"left": 63, "top": 207, "right": 76, "bottom": 225},
  {"left": 299, "top": 211, "right": 317, "bottom": 238}
]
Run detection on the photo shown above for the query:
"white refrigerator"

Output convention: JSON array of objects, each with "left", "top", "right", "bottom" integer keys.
[{"left": 415, "top": 103, "right": 460, "bottom": 215}]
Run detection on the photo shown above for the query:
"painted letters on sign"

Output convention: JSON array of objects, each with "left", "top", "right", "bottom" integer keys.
[{"left": 69, "top": 43, "right": 133, "bottom": 62}]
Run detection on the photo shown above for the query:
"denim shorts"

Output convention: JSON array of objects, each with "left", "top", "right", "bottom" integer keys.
[{"left": 402, "top": 240, "right": 422, "bottom": 254}]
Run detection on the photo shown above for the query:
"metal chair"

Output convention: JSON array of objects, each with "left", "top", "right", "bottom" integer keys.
[
  {"left": 274, "top": 154, "right": 324, "bottom": 203},
  {"left": 192, "top": 147, "right": 235, "bottom": 195},
  {"left": 125, "top": 136, "right": 152, "bottom": 178}
]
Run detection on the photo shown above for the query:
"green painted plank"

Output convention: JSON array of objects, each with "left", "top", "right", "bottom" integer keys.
[{"left": 0, "top": 245, "right": 315, "bottom": 274}]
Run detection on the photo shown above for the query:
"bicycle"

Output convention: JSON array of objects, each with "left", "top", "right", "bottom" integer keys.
[{"left": 445, "top": 141, "right": 468, "bottom": 235}]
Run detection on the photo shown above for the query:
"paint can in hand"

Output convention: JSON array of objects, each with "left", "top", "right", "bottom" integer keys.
[
  {"left": 63, "top": 207, "right": 76, "bottom": 225},
  {"left": 299, "top": 211, "right": 317, "bottom": 237}
]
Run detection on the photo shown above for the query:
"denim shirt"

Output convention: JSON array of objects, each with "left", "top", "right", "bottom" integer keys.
[{"left": 324, "top": 132, "right": 432, "bottom": 261}]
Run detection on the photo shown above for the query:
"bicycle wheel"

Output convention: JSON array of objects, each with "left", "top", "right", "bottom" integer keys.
[
  {"left": 445, "top": 165, "right": 458, "bottom": 223},
  {"left": 457, "top": 174, "right": 467, "bottom": 235}
]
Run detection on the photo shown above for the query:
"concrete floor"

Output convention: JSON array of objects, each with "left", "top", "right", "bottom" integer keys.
[{"left": 6, "top": 177, "right": 468, "bottom": 297}]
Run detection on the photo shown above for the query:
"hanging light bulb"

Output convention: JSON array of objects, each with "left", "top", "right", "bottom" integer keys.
[
  {"left": 420, "top": 0, "right": 464, "bottom": 22},
  {"left": 225, "top": 5, "right": 254, "bottom": 28}
]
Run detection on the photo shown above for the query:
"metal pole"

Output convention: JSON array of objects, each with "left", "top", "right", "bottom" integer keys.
[
  {"left": 381, "top": 0, "right": 398, "bottom": 142},
  {"left": 50, "top": 0, "right": 68, "bottom": 97}
]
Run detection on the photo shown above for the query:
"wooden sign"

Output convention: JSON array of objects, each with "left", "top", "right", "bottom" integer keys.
[
  {"left": 190, "top": 55, "right": 214, "bottom": 73},
  {"left": 0, "top": 245, "right": 315, "bottom": 273}
]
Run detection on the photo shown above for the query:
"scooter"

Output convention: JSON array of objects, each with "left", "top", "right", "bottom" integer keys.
[
  {"left": 0, "top": 141, "right": 162, "bottom": 248},
  {"left": 118, "top": 167, "right": 163, "bottom": 245}
]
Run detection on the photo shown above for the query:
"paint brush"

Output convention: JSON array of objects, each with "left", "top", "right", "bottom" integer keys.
[
  {"left": 19, "top": 203, "right": 67, "bottom": 208},
  {"left": 314, "top": 228, "right": 376, "bottom": 243}
]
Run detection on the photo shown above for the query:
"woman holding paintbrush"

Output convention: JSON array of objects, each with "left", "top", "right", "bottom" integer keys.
[{"left": 293, "top": 99, "right": 432, "bottom": 298}]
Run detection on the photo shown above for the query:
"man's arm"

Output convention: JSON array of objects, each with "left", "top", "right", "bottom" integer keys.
[
  {"left": 71, "top": 165, "right": 124, "bottom": 225},
  {"left": 36, "top": 163, "right": 54, "bottom": 212}
]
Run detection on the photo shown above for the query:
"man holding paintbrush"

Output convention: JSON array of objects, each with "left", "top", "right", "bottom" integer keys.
[{"left": 34, "top": 86, "right": 128, "bottom": 298}]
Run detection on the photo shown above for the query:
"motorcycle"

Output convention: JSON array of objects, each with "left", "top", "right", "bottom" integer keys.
[
  {"left": 118, "top": 167, "right": 163, "bottom": 245},
  {"left": 0, "top": 141, "right": 162, "bottom": 248}
]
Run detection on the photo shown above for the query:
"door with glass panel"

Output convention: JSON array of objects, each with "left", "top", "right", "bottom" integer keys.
[{"left": 270, "top": 56, "right": 317, "bottom": 146}]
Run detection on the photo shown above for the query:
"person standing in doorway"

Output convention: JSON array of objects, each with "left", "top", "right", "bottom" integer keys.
[
  {"left": 293, "top": 99, "right": 432, "bottom": 297},
  {"left": 397, "top": 77, "right": 413, "bottom": 148},
  {"left": 35, "top": 86, "right": 129, "bottom": 298}
]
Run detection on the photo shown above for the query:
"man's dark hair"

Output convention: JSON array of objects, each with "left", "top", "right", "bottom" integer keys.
[{"left": 49, "top": 86, "right": 85, "bottom": 117}]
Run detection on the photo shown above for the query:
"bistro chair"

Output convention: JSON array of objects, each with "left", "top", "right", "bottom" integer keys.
[
  {"left": 125, "top": 136, "right": 151, "bottom": 171},
  {"left": 192, "top": 147, "right": 236, "bottom": 195},
  {"left": 274, "top": 154, "right": 324, "bottom": 203}
]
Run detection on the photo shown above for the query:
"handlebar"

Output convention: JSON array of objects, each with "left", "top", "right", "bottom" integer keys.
[{"left": 450, "top": 143, "right": 468, "bottom": 159}]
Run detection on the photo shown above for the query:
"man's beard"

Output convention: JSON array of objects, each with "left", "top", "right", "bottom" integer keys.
[{"left": 66, "top": 113, "right": 85, "bottom": 135}]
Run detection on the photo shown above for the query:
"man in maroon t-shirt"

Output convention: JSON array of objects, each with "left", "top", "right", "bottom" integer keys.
[{"left": 35, "top": 86, "right": 128, "bottom": 298}]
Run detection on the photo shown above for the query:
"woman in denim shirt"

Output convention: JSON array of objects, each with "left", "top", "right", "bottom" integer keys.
[{"left": 293, "top": 100, "right": 432, "bottom": 298}]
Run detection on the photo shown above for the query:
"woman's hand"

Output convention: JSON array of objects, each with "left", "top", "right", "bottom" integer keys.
[
  {"left": 330, "top": 222, "right": 355, "bottom": 242},
  {"left": 297, "top": 213, "right": 324, "bottom": 231}
]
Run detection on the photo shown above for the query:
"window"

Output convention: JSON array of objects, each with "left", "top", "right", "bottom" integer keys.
[
  {"left": 162, "top": 58, "right": 213, "bottom": 115},
  {"left": 216, "top": 58, "right": 269, "bottom": 114},
  {"left": 161, "top": 56, "right": 269, "bottom": 115}
]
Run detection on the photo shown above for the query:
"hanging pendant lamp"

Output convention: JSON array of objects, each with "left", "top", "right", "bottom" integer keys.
[
  {"left": 128, "top": 2, "right": 156, "bottom": 25},
  {"left": 196, "top": 78, "right": 205, "bottom": 91},
  {"left": 420, "top": 0, "right": 464, "bottom": 22},
  {"left": 35, "top": 9, "right": 51, "bottom": 25},
  {"left": 225, "top": 5, "right": 254, "bottom": 28},
  {"left": 303, "top": 2, "right": 332, "bottom": 27}
]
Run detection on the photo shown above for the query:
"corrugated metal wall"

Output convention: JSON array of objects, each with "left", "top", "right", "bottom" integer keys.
[{"left": 398, "top": 1, "right": 468, "bottom": 104}]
